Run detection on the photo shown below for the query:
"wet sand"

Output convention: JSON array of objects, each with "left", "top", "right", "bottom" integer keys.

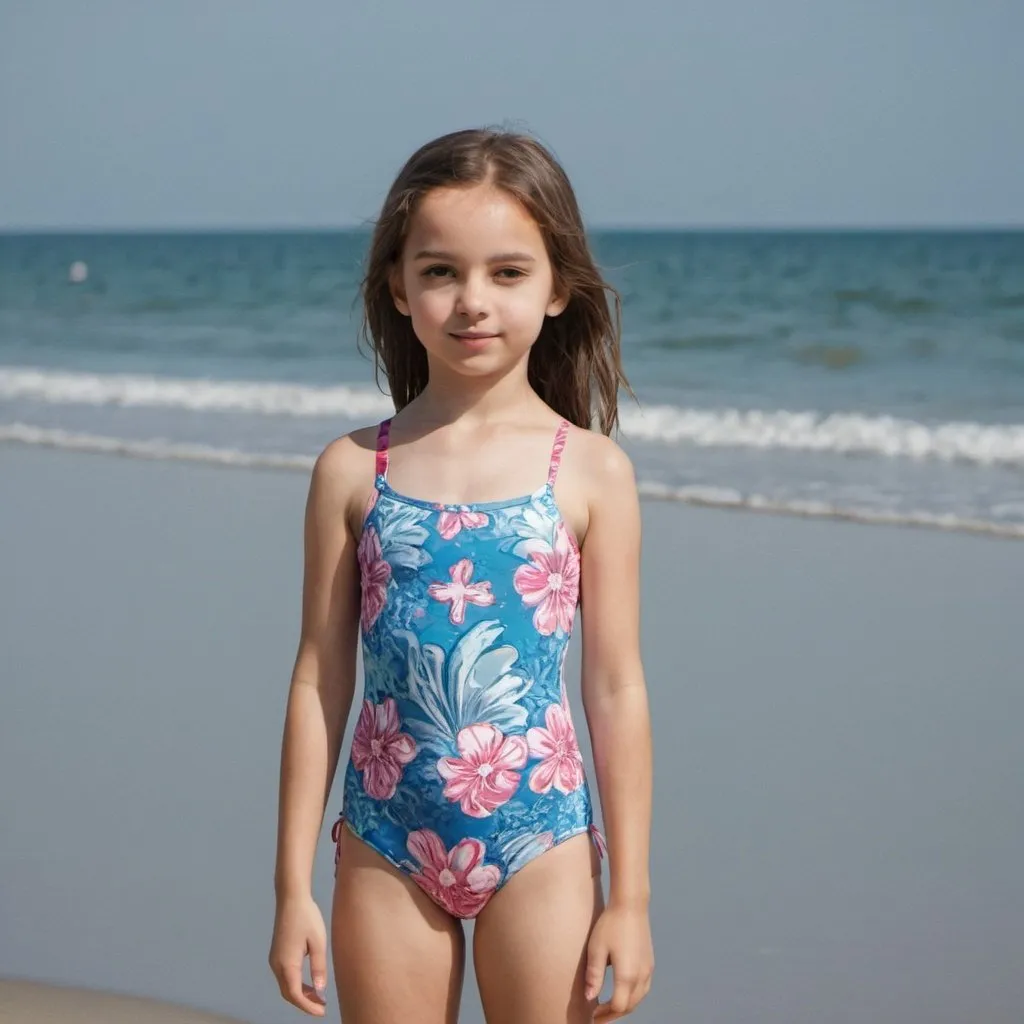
[{"left": 2, "top": 445, "right": 1022, "bottom": 1023}]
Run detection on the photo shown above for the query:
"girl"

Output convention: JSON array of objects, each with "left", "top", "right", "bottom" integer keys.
[{"left": 269, "top": 129, "right": 654, "bottom": 1023}]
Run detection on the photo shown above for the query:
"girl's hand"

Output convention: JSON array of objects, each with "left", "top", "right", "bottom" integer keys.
[
  {"left": 268, "top": 892, "right": 329, "bottom": 1017},
  {"left": 585, "top": 902, "right": 654, "bottom": 1021}
]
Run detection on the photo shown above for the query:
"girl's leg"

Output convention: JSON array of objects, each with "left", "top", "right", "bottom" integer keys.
[
  {"left": 331, "top": 824, "right": 465, "bottom": 1024},
  {"left": 473, "top": 833, "right": 603, "bottom": 1024}
]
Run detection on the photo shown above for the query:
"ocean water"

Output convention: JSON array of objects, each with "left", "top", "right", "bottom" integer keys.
[{"left": 2, "top": 229, "right": 1023, "bottom": 537}]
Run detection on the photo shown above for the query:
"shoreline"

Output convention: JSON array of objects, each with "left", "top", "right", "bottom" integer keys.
[{"left": 2, "top": 432, "right": 1021, "bottom": 541}]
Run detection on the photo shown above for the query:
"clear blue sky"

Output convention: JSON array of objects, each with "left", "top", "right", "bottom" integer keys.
[{"left": 1, "top": 1, "right": 1021, "bottom": 229}]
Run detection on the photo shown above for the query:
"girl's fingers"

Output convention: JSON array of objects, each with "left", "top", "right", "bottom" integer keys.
[
  {"left": 308, "top": 936, "right": 329, "bottom": 997},
  {"left": 280, "top": 962, "right": 326, "bottom": 1017},
  {"left": 594, "top": 974, "right": 633, "bottom": 1021},
  {"left": 583, "top": 940, "right": 607, "bottom": 1001}
]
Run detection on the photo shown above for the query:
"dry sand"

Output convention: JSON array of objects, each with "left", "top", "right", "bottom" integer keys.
[{"left": 0, "top": 978, "right": 245, "bottom": 1023}]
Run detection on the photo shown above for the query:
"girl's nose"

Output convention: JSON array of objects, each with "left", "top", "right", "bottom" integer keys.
[{"left": 455, "top": 275, "right": 489, "bottom": 319}]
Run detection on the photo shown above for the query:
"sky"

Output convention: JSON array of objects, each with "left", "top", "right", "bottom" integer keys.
[{"left": 1, "top": 0, "right": 1022, "bottom": 230}]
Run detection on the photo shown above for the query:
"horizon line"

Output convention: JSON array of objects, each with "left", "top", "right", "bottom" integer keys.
[{"left": 2, "top": 222, "right": 1024, "bottom": 235}]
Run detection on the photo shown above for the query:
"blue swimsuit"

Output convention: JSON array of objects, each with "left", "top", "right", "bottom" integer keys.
[{"left": 332, "top": 419, "right": 603, "bottom": 919}]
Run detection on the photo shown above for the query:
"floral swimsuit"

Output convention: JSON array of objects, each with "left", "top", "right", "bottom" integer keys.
[{"left": 332, "top": 418, "right": 604, "bottom": 919}]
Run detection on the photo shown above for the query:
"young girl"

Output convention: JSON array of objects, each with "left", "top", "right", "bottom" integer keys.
[{"left": 269, "top": 129, "right": 654, "bottom": 1023}]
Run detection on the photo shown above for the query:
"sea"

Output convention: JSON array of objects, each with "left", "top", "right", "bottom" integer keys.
[{"left": 2, "top": 229, "right": 1023, "bottom": 538}]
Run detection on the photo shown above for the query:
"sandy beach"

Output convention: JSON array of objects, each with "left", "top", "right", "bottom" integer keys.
[
  {"left": 2, "top": 444, "right": 1023, "bottom": 1023},
  {"left": 0, "top": 978, "right": 245, "bottom": 1023}
]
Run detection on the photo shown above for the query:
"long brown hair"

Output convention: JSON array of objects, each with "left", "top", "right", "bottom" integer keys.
[{"left": 360, "top": 128, "right": 631, "bottom": 435}]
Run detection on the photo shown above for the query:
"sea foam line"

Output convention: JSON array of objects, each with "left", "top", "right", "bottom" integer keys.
[
  {"left": 0, "top": 366, "right": 393, "bottom": 418},
  {"left": 3, "top": 423, "right": 1021, "bottom": 540},
  {"left": 635, "top": 481, "right": 1024, "bottom": 540},
  {"left": 3, "top": 365, "right": 1024, "bottom": 468},
  {"left": 0, "top": 423, "right": 316, "bottom": 471},
  {"left": 620, "top": 405, "right": 1024, "bottom": 468}
]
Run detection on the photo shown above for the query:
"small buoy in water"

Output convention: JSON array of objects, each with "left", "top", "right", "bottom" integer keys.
[{"left": 69, "top": 261, "right": 88, "bottom": 283}]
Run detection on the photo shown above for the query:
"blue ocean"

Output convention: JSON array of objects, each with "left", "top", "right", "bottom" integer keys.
[{"left": 2, "top": 230, "right": 1023, "bottom": 537}]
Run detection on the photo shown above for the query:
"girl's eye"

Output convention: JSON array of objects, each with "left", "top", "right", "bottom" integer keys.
[
  {"left": 423, "top": 265, "right": 454, "bottom": 279},
  {"left": 496, "top": 268, "right": 526, "bottom": 280}
]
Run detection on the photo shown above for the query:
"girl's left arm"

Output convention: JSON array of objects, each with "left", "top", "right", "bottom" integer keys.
[{"left": 579, "top": 438, "right": 654, "bottom": 1020}]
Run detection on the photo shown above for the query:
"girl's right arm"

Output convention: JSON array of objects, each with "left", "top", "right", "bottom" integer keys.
[{"left": 269, "top": 436, "right": 367, "bottom": 1016}]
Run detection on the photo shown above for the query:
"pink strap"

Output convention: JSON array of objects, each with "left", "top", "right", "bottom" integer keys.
[
  {"left": 331, "top": 814, "right": 345, "bottom": 868},
  {"left": 547, "top": 420, "right": 570, "bottom": 487},
  {"left": 375, "top": 419, "right": 391, "bottom": 479}
]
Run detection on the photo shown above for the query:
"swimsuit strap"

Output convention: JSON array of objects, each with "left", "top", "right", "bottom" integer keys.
[
  {"left": 547, "top": 419, "right": 570, "bottom": 488},
  {"left": 375, "top": 418, "right": 391, "bottom": 480}
]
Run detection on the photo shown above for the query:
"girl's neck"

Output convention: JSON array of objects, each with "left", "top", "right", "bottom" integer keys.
[{"left": 411, "top": 360, "right": 545, "bottom": 429}]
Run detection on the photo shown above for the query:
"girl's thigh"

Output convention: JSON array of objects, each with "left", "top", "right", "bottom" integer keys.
[
  {"left": 473, "top": 833, "right": 603, "bottom": 1024},
  {"left": 332, "top": 824, "right": 465, "bottom": 1024}
]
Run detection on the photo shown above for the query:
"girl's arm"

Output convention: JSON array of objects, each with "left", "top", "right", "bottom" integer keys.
[
  {"left": 579, "top": 437, "right": 654, "bottom": 1019},
  {"left": 270, "top": 438, "right": 364, "bottom": 1015}
]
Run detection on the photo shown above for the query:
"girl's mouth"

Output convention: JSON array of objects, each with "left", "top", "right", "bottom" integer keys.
[{"left": 449, "top": 332, "right": 500, "bottom": 346}]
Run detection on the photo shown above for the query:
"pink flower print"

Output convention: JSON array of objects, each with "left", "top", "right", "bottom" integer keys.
[
  {"left": 526, "top": 701, "right": 585, "bottom": 795},
  {"left": 427, "top": 558, "right": 495, "bottom": 625},
  {"left": 406, "top": 829, "right": 501, "bottom": 919},
  {"left": 437, "top": 724, "right": 528, "bottom": 818},
  {"left": 357, "top": 525, "right": 391, "bottom": 631},
  {"left": 437, "top": 506, "right": 489, "bottom": 540},
  {"left": 512, "top": 522, "right": 579, "bottom": 636},
  {"left": 350, "top": 698, "right": 417, "bottom": 800}
]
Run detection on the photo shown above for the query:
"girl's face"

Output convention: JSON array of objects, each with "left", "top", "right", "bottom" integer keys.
[{"left": 391, "top": 183, "right": 566, "bottom": 380}]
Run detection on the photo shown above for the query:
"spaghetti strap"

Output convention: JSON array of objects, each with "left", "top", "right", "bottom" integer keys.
[
  {"left": 547, "top": 419, "right": 570, "bottom": 488},
  {"left": 375, "top": 419, "right": 391, "bottom": 480}
]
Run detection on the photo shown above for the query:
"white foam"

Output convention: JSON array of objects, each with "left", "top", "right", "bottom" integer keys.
[
  {"left": 3, "top": 423, "right": 1022, "bottom": 540},
  {"left": 3, "top": 365, "right": 1024, "bottom": 469},
  {"left": 621, "top": 404, "right": 1024, "bottom": 468},
  {"left": 0, "top": 366, "right": 393, "bottom": 418},
  {"left": 636, "top": 480, "right": 1024, "bottom": 539},
  {"left": 0, "top": 423, "right": 316, "bottom": 471}
]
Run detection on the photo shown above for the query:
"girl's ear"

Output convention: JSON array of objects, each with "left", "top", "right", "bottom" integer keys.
[
  {"left": 546, "top": 284, "right": 569, "bottom": 318},
  {"left": 390, "top": 264, "right": 411, "bottom": 317}
]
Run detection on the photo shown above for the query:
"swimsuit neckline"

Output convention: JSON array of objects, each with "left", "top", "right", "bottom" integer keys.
[
  {"left": 375, "top": 477, "right": 552, "bottom": 514},
  {"left": 368, "top": 478, "right": 582, "bottom": 557}
]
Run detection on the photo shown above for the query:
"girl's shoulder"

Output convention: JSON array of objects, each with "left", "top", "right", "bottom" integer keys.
[
  {"left": 314, "top": 424, "right": 379, "bottom": 482},
  {"left": 562, "top": 422, "right": 636, "bottom": 495},
  {"left": 556, "top": 424, "right": 638, "bottom": 548},
  {"left": 308, "top": 424, "right": 381, "bottom": 532}
]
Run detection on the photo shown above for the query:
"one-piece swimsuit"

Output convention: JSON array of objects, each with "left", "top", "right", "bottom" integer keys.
[{"left": 331, "top": 418, "right": 604, "bottom": 919}]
